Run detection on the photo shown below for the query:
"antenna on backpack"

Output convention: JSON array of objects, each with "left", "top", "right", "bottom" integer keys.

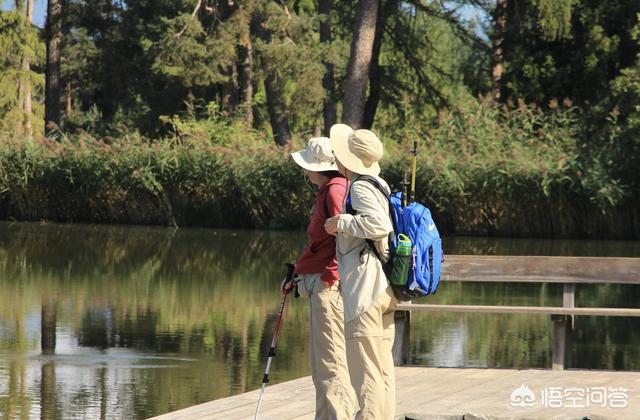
[{"left": 410, "top": 141, "right": 418, "bottom": 203}]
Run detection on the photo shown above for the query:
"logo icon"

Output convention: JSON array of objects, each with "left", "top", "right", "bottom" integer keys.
[
  {"left": 428, "top": 222, "right": 436, "bottom": 231},
  {"left": 511, "top": 384, "right": 536, "bottom": 407}
]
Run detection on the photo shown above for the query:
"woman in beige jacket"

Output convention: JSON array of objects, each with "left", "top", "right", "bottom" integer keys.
[{"left": 324, "top": 124, "right": 398, "bottom": 420}]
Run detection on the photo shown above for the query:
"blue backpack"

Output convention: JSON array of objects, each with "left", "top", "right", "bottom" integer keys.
[{"left": 346, "top": 176, "right": 443, "bottom": 301}]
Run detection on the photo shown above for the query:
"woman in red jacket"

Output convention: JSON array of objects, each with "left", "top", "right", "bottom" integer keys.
[{"left": 287, "top": 137, "right": 356, "bottom": 419}]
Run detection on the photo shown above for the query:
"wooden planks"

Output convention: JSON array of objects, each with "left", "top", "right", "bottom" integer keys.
[
  {"left": 150, "top": 367, "right": 640, "bottom": 420},
  {"left": 396, "top": 303, "right": 640, "bottom": 317},
  {"left": 441, "top": 255, "right": 640, "bottom": 284}
]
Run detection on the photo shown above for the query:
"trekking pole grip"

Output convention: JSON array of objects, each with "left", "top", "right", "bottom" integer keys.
[{"left": 285, "top": 263, "right": 295, "bottom": 282}]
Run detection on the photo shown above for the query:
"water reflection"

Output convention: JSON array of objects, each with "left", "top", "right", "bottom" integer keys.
[
  {"left": 0, "top": 222, "right": 638, "bottom": 418},
  {"left": 0, "top": 223, "right": 309, "bottom": 418}
]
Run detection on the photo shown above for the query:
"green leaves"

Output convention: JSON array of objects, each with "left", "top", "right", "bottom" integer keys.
[
  {"left": 148, "top": 15, "right": 234, "bottom": 87},
  {"left": 0, "top": 9, "right": 44, "bottom": 135}
]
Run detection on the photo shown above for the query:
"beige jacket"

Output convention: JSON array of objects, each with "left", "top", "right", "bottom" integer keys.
[{"left": 336, "top": 175, "right": 393, "bottom": 322}]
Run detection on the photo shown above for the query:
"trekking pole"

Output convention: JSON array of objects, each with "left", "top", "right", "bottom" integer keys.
[
  {"left": 410, "top": 141, "right": 418, "bottom": 203},
  {"left": 402, "top": 171, "right": 409, "bottom": 208},
  {"left": 253, "top": 263, "right": 296, "bottom": 420}
]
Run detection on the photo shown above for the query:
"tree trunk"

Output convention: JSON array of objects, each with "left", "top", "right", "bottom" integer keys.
[
  {"left": 22, "top": 55, "right": 32, "bottom": 137},
  {"left": 100, "top": 0, "right": 120, "bottom": 123},
  {"left": 15, "top": 0, "right": 34, "bottom": 137},
  {"left": 238, "top": 31, "right": 253, "bottom": 126},
  {"left": 252, "top": 13, "right": 291, "bottom": 146},
  {"left": 318, "top": 0, "right": 336, "bottom": 136},
  {"left": 491, "top": 0, "right": 507, "bottom": 102},
  {"left": 26, "top": 0, "right": 33, "bottom": 25},
  {"left": 222, "top": 63, "right": 240, "bottom": 115},
  {"left": 264, "top": 71, "right": 292, "bottom": 146},
  {"left": 342, "top": 0, "right": 379, "bottom": 129},
  {"left": 45, "top": 0, "right": 63, "bottom": 134},
  {"left": 363, "top": 0, "right": 395, "bottom": 129},
  {"left": 66, "top": 81, "right": 72, "bottom": 115}
]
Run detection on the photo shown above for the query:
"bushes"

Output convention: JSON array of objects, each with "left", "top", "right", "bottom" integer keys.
[
  {"left": 0, "top": 99, "right": 637, "bottom": 238},
  {"left": 0, "top": 131, "right": 312, "bottom": 229},
  {"left": 382, "top": 100, "right": 637, "bottom": 238}
]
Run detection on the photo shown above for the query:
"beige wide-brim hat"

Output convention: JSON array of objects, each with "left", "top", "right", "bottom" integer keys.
[
  {"left": 290, "top": 137, "right": 338, "bottom": 172},
  {"left": 330, "top": 124, "right": 383, "bottom": 176}
]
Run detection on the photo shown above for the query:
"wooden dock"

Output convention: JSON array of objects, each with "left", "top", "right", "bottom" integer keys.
[
  {"left": 151, "top": 367, "right": 640, "bottom": 419},
  {"left": 151, "top": 255, "right": 640, "bottom": 419}
]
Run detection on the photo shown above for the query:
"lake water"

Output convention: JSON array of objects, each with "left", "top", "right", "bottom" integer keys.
[{"left": 0, "top": 222, "right": 639, "bottom": 418}]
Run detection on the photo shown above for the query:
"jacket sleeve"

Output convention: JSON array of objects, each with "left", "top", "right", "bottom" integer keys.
[
  {"left": 336, "top": 181, "right": 392, "bottom": 240},
  {"left": 320, "top": 182, "right": 346, "bottom": 283},
  {"left": 325, "top": 181, "right": 347, "bottom": 218}
]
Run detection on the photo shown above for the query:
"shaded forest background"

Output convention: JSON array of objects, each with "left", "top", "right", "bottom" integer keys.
[{"left": 0, "top": 0, "right": 639, "bottom": 238}]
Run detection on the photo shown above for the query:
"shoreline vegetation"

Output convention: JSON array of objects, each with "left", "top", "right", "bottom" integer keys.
[
  {"left": 2, "top": 2, "right": 638, "bottom": 240},
  {"left": 1, "top": 100, "right": 637, "bottom": 239}
]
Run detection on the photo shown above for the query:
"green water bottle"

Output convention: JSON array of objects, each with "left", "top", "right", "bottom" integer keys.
[
  {"left": 396, "top": 234, "right": 411, "bottom": 256},
  {"left": 390, "top": 234, "right": 412, "bottom": 286}
]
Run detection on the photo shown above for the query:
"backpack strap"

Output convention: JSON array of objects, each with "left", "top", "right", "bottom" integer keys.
[{"left": 345, "top": 176, "right": 397, "bottom": 265}]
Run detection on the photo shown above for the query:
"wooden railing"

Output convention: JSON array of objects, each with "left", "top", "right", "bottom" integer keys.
[{"left": 391, "top": 255, "right": 640, "bottom": 370}]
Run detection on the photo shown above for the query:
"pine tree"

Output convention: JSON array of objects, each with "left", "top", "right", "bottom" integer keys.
[
  {"left": 45, "top": 0, "right": 63, "bottom": 134},
  {"left": 494, "top": 0, "right": 638, "bottom": 105},
  {"left": 0, "top": 4, "right": 43, "bottom": 136},
  {"left": 251, "top": 2, "right": 291, "bottom": 146}
]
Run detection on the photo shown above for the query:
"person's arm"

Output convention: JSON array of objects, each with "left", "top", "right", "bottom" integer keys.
[
  {"left": 325, "top": 181, "right": 347, "bottom": 218},
  {"left": 320, "top": 182, "right": 347, "bottom": 283},
  {"left": 335, "top": 181, "right": 391, "bottom": 240}
]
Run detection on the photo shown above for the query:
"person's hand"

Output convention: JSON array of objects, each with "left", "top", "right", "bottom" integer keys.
[
  {"left": 281, "top": 277, "right": 295, "bottom": 295},
  {"left": 324, "top": 216, "right": 339, "bottom": 236}
]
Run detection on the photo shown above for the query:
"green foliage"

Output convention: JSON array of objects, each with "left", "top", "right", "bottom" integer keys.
[
  {"left": 145, "top": 14, "right": 235, "bottom": 87},
  {"left": 499, "top": 0, "right": 639, "bottom": 106},
  {"left": 606, "top": 14, "right": 640, "bottom": 192},
  {"left": 381, "top": 98, "right": 636, "bottom": 237},
  {"left": 159, "top": 101, "right": 262, "bottom": 146},
  {"left": 0, "top": 0, "right": 637, "bottom": 238},
  {"left": 0, "top": 120, "right": 310, "bottom": 229},
  {"left": 0, "top": 9, "right": 45, "bottom": 135},
  {"left": 373, "top": 2, "right": 479, "bottom": 128},
  {"left": 533, "top": 0, "right": 576, "bottom": 40},
  {"left": 384, "top": 98, "right": 628, "bottom": 207},
  {"left": 0, "top": 99, "right": 636, "bottom": 237},
  {"left": 251, "top": 0, "right": 329, "bottom": 136}
]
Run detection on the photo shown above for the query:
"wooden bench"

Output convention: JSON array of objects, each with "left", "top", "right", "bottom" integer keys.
[{"left": 392, "top": 255, "right": 640, "bottom": 370}]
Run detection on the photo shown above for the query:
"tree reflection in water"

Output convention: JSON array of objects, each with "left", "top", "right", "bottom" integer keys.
[{"left": 0, "top": 222, "right": 639, "bottom": 418}]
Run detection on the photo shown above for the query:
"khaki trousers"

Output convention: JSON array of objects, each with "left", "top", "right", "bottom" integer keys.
[
  {"left": 345, "top": 286, "right": 397, "bottom": 420},
  {"left": 301, "top": 274, "right": 356, "bottom": 420}
]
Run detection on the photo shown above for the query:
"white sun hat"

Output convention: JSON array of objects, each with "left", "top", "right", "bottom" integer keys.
[
  {"left": 290, "top": 137, "right": 338, "bottom": 172},
  {"left": 329, "top": 124, "right": 383, "bottom": 176}
]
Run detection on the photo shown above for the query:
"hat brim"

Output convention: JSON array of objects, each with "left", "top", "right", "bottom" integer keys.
[
  {"left": 291, "top": 150, "right": 338, "bottom": 172},
  {"left": 330, "top": 124, "right": 381, "bottom": 176}
]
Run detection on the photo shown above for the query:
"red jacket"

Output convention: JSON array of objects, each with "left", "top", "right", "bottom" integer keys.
[{"left": 294, "top": 176, "right": 348, "bottom": 285}]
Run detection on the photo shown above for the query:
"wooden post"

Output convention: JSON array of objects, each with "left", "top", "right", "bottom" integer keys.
[
  {"left": 552, "top": 283, "right": 574, "bottom": 370},
  {"left": 393, "top": 309, "right": 410, "bottom": 366},
  {"left": 41, "top": 298, "right": 57, "bottom": 355}
]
